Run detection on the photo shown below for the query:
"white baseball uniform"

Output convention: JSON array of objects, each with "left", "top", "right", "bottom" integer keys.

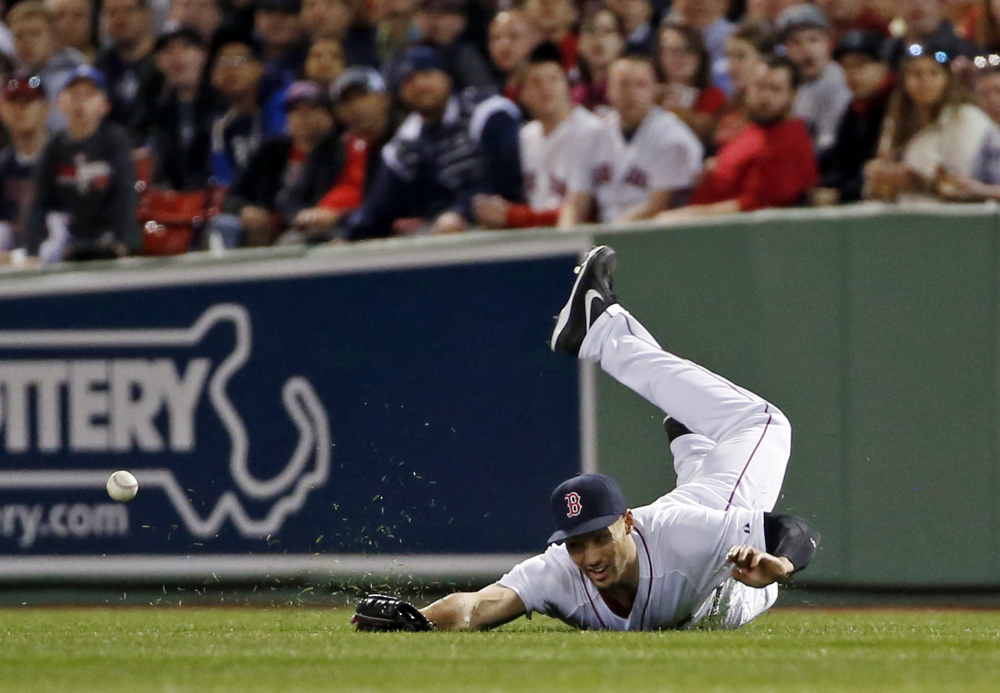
[
  {"left": 520, "top": 107, "right": 605, "bottom": 212},
  {"left": 499, "top": 304, "right": 792, "bottom": 630},
  {"left": 566, "top": 107, "right": 704, "bottom": 223}
]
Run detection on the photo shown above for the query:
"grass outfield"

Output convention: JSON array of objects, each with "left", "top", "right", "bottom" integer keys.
[{"left": 1, "top": 608, "right": 999, "bottom": 692}]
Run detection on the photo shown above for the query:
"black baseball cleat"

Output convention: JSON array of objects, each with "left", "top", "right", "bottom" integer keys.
[
  {"left": 550, "top": 245, "right": 618, "bottom": 356},
  {"left": 663, "top": 416, "right": 693, "bottom": 442}
]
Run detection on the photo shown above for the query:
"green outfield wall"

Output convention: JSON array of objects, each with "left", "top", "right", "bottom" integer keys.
[
  {"left": 593, "top": 205, "right": 1000, "bottom": 588},
  {"left": 1, "top": 204, "right": 998, "bottom": 591}
]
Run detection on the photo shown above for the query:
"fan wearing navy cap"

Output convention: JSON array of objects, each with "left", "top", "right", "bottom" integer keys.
[
  {"left": 814, "top": 30, "right": 893, "bottom": 205},
  {"left": 210, "top": 80, "right": 343, "bottom": 246},
  {"left": 414, "top": 0, "right": 495, "bottom": 91},
  {"left": 254, "top": 0, "right": 308, "bottom": 87},
  {"left": 364, "top": 246, "right": 820, "bottom": 632},
  {"left": 96, "top": 0, "right": 163, "bottom": 130},
  {"left": 24, "top": 65, "right": 140, "bottom": 263},
  {"left": 209, "top": 32, "right": 284, "bottom": 186},
  {"left": 0, "top": 75, "right": 48, "bottom": 255},
  {"left": 293, "top": 67, "right": 394, "bottom": 235},
  {"left": 344, "top": 46, "right": 522, "bottom": 238},
  {"left": 131, "top": 26, "right": 221, "bottom": 191}
]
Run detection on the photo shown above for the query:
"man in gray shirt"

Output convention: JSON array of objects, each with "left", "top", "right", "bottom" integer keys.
[{"left": 776, "top": 4, "right": 851, "bottom": 159}]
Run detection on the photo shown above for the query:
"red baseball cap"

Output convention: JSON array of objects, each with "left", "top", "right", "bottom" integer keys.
[{"left": 3, "top": 74, "right": 44, "bottom": 101}]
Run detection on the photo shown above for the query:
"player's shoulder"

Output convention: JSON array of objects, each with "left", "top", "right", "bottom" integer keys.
[{"left": 504, "top": 543, "right": 580, "bottom": 592}]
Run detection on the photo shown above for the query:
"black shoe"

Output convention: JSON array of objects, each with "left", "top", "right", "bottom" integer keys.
[
  {"left": 550, "top": 246, "right": 618, "bottom": 355},
  {"left": 663, "top": 417, "right": 693, "bottom": 442}
]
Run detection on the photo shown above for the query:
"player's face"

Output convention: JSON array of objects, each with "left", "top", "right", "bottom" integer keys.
[
  {"left": 564, "top": 514, "right": 633, "bottom": 589},
  {"left": 401, "top": 69, "right": 452, "bottom": 118},
  {"left": 783, "top": 27, "right": 830, "bottom": 83},
  {"left": 608, "top": 59, "right": 657, "bottom": 128},
  {"left": 976, "top": 72, "right": 1000, "bottom": 125},
  {"left": 903, "top": 55, "right": 949, "bottom": 109},
  {"left": 746, "top": 65, "right": 795, "bottom": 126},
  {"left": 520, "top": 61, "right": 570, "bottom": 120}
]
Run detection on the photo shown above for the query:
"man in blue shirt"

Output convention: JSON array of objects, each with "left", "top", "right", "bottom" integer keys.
[{"left": 345, "top": 46, "right": 523, "bottom": 239}]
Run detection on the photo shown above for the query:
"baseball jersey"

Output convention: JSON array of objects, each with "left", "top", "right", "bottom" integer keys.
[
  {"left": 498, "top": 496, "right": 766, "bottom": 631},
  {"left": 567, "top": 107, "right": 703, "bottom": 223},
  {"left": 520, "top": 107, "right": 604, "bottom": 212}
]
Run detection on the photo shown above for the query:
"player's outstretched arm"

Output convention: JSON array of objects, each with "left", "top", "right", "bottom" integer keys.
[{"left": 420, "top": 584, "right": 526, "bottom": 631}]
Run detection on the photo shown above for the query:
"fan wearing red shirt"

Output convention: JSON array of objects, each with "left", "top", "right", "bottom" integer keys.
[
  {"left": 656, "top": 55, "right": 818, "bottom": 222},
  {"left": 293, "top": 67, "right": 390, "bottom": 234}
]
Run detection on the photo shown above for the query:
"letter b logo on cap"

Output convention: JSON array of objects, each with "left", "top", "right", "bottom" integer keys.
[{"left": 565, "top": 492, "right": 582, "bottom": 517}]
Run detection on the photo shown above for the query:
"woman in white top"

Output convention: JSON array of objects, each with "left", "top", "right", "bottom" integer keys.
[{"left": 864, "top": 43, "right": 1000, "bottom": 202}]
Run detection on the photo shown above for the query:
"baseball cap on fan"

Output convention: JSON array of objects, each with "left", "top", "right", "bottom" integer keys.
[
  {"left": 547, "top": 474, "right": 627, "bottom": 544},
  {"left": 284, "top": 80, "right": 331, "bottom": 111},
  {"left": 775, "top": 3, "right": 830, "bottom": 44},
  {"left": 333, "top": 66, "right": 386, "bottom": 102},
  {"left": 62, "top": 65, "right": 107, "bottom": 93},
  {"left": 3, "top": 74, "right": 44, "bottom": 100},
  {"left": 397, "top": 46, "right": 448, "bottom": 83}
]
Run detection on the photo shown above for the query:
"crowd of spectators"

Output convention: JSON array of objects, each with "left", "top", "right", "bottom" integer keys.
[{"left": 3, "top": 0, "right": 1000, "bottom": 264}]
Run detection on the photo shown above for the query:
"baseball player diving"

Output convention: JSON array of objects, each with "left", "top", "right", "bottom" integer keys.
[{"left": 353, "top": 245, "right": 820, "bottom": 632}]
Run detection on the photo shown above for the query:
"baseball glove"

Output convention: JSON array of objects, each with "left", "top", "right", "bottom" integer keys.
[{"left": 352, "top": 594, "right": 435, "bottom": 632}]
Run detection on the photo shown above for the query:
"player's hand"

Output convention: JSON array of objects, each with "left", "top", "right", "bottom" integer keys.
[{"left": 726, "top": 545, "right": 794, "bottom": 588}]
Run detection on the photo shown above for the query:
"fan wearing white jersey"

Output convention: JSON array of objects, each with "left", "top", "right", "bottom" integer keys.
[
  {"left": 560, "top": 57, "right": 704, "bottom": 226},
  {"left": 474, "top": 42, "right": 604, "bottom": 229},
  {"left": 416, "top": 246, "right": 820, "bottom": 632}
]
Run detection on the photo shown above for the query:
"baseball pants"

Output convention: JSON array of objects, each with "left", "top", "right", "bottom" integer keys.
[{"left": 578, "top": 304, "right": 792, "bottom": 628}]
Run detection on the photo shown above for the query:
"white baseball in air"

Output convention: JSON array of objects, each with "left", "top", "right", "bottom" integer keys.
[{"left": 106, "top": 470, "right": 139, "bottom": 502}]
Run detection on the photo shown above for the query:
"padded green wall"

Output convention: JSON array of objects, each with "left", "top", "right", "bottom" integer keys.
[{"left": 594, "top": 208, "right": 1000, "bottom": 587}]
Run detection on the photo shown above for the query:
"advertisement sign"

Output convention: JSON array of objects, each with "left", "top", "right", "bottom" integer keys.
[{"left": 0, "top": 239, "right": 588, "bottom": 579}]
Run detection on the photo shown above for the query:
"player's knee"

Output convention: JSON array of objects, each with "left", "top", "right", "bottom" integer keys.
[{"left": 765, "top": 407, "right": 792, "bottom": 448}]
